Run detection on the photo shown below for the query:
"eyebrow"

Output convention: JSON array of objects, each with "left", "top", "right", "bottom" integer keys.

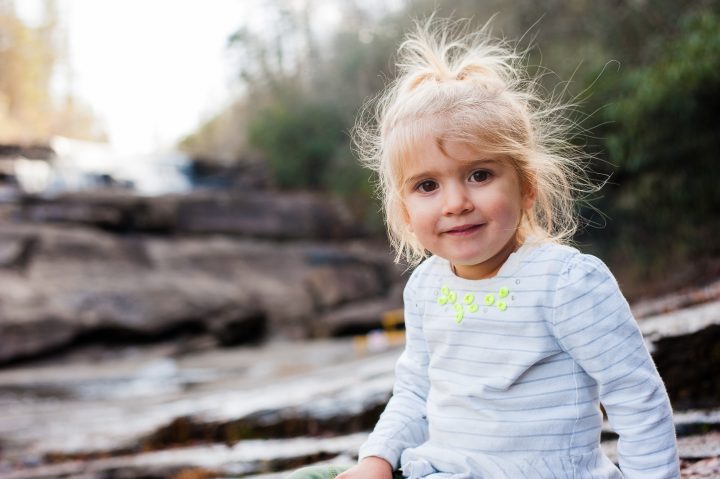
[{"left": 402, "top": 158, "right": 500, "bottom": 188}]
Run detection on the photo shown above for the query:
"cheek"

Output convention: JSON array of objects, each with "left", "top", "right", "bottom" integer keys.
[
  {"left": 404, "top": 198, "right": 434, "bottom": 233},
  {"left": 486, "top": 190, "right": 525, "bottom": 222}
]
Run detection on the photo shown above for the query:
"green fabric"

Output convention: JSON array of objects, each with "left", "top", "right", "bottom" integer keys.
[{"left": 285, "top": 464, "right": 404, "bottom": 479}]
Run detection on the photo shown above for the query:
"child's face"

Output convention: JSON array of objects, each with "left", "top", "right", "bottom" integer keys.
[{"left": 400, "top": 136, "right": 535, "bottom": 280}]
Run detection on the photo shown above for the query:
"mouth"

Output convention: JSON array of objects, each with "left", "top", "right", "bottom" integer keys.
[{"left": 443, "top": 224, "right": 484, "bottom": 236}]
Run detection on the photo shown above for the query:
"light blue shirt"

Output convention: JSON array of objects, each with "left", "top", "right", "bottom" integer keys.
[{"left": 359, "top": 241, "right": 680, "bottom": 478}]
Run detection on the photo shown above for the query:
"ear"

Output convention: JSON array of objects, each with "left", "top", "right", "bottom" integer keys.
[
  {"left": 402, "top": 207, "right": 414, "bottom": 233},
  {"left": 521, "top": 182, "right": 537, "bottom": 211},
  {"left": 396, "top": 195, "right": 414, "bottom": 232}
]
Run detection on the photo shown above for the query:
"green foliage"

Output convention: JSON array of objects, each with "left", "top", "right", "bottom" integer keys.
[
  {"left": 586, "top": 10, "right": 720, "bottom": 284},
  {"left": 248, "top": 96, "right": 346, "bottom": 189}
]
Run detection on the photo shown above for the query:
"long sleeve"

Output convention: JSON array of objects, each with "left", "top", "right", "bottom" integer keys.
[
  {"left": 551, "top": 253, "right": 680, "bottom": 478},
  {"left": 358, "top": 266, "right": 430, "bottom": 468}
]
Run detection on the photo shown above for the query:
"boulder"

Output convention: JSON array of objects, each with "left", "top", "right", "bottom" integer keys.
[
  {"left": 21, "top": 190, "right": 362, "bottom": 239},
  {"left": 0, "top": 223, "right": 400, "bottom": 363},
  {"left": 314, "top": 283, "right": 405, "bottom": 337}
]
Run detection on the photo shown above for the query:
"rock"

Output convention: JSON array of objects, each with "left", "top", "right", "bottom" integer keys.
[
  {"left": 0, "top": 338, "right": 397, "bottom": 466},
  {"left": 0, "top": 143, "right": 55, "bottom": 160},
  {"left": 639, "top": 300, "right": 720, "bottom": 344},
  {"left": 175, "top": 191, "right": 360, "bottom": 239},
  {"left": 21, "top": 190, "right": 362, "bottom": 239},
  {"left": 1, "top": 332, "right": 719, "bottom": 479},
  {"left": 315, "top": 283, "right": 404, "bottom": 337},
  {"left": 0, "top": 234, "right": 36, "bottom": 269},
  {"left": 303, "top": 264, "right": 386, "bottom": 310},
  {"left": 681, "top": 455, "right": 720, "bottom": 478},
  {"left": 0, "top": 222, "right": 399, "bottom": 363},
  {"left": 187, "top": 155, "right": 272, "bottom": 190},
  {"left": 142, "top": 236, "right": 335, "bottom": 341},
  {"left": 637, "top": 300, "right": 720, "bottom": 410},
  {"left": 632, "top": 278, "right": 720, "bottom": 319},
  {"left": 0, "top": 435, "right": 365, "bottom": 479},
  {"left": 652, "top": 323, "right": 720, "bottom": 410}
]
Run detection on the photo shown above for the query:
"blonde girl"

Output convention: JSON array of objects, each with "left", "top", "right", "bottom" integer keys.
[{"left": 288, "top": 18, "right": 679, "bottom": 479}]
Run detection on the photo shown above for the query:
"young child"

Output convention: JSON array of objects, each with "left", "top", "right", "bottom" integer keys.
[{"left": 289, "top": 19, "right": 680, "bottom": 479}]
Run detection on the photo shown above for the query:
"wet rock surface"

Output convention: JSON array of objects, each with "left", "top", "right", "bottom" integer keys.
[
  {"left": 19, "top": 190, "right": 361, "bottom": 239},
  {"left": 0, "top": 296, "right": 718, "bottom": 479},
  {"left": 0, "top": 338, "right": 395, "bottom": 478},
  {"left": 0, "top": 221, "right": 403, "bottom": 364}
]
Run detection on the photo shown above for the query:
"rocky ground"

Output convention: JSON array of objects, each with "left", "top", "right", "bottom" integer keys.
[
  {"left": 0, "top": 294, "right": 719, "bottom": 478},
  {"left": 0, "top": 191, "right": 407, "bottom": 365},
  {"left": 1, "top": 190, "right": 719, "bottom": 478}
]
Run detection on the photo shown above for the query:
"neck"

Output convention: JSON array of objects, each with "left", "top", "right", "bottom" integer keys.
[{"left": 452, "top": 235, "right": 521, "bottom": 280}]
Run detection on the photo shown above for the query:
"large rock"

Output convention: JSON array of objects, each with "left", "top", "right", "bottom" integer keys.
[
  {"left": 21, "top": 190, "right": 361, "bottom": 239},
  {"left": 0, "top": 223, "right": 400, "bottom": 363},
  {"left": 314, "top": 284, "right": 404, "bottom": 337}
]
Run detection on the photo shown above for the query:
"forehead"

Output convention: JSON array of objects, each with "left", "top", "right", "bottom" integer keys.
[{"left": 388, "top": 118, "right": 500, "bottom": 180}]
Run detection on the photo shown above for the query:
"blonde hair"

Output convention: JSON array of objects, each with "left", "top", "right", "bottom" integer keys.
[{"left": 353, "top": 18, "right": 591, "bottom": 265}]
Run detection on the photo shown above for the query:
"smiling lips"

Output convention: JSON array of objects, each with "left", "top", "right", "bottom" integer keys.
[{"left": 443, "top": 223, "right": 485, "bottom": 236}]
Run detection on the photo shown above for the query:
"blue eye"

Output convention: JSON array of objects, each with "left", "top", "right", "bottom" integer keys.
[
  {"left": 416, "top": 180, "right": 438, "bottom": 192},
  {"left": 470, "top": 170, "right": 491, "bottom": 182}
]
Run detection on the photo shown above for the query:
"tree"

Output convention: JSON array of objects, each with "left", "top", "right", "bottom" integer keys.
[{"left": 0, "top": 0, "right": 104, "bottom": 143}]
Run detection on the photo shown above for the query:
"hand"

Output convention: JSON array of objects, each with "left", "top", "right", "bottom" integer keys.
[{"left": 337, "top": 456, "right": 393, "bottom": 479}]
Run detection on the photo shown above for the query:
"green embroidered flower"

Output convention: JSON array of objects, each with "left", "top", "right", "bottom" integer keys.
[
  {"left": 437, "top": 284, "right": 512, "bottom": 320},
  {"left": 437, "top": 286, "right": 479, "bottom": 324}
]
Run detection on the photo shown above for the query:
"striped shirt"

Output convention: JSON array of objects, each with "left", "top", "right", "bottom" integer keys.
[{"left": 359, "top": 241, "right": 680, "bottom": 478}]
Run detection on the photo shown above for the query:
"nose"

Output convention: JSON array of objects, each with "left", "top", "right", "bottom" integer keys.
[{"left": 442, "top": 184, "right": 474, "bottom": 216}]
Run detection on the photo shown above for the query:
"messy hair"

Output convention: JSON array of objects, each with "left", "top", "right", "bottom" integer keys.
[{"left": 353, "top": 17, "right": 593, "bottom": 265}]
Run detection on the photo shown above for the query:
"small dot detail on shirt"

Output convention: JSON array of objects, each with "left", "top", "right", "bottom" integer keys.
[{"left": 438, "top": 284, "right": 511, "bottom": 322}]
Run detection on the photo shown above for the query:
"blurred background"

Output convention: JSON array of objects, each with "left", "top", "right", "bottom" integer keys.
[{"left": 0, "top": 0, "right": 719, "bottom": 478}]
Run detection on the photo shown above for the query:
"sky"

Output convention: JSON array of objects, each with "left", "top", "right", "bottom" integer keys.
[{"left": 16, "top": 0, "right": 335, "bottom": 154}]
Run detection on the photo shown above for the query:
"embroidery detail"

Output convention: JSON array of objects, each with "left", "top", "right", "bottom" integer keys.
[
  {"left": 496, "top": 286, "right": 511, "bottom": 312},
  {"left": 438, "top": 285, "right": 511, "bottom": 319},
  {"left": 437, "top": 286, "right": 480, "bottom": 324}
]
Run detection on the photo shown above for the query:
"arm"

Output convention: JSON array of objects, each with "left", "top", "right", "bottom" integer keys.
[
  {"left": 356, "top": 267, "right": 431, "bottom": 470},
  {"left": 551, "top": 254, "right": 680, "bottom": 478}
]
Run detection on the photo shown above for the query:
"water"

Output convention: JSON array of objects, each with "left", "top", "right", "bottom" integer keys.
[{"left": 11, "top": 136, "right": 193, "bottom": 197}]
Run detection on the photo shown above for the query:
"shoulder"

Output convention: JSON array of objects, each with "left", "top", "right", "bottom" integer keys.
[
  {"left": 525, "top": 242, "right": 615, "bottom": 282},
  {"left": 514, "top": 241, "right": 579, "bottom": 279},
  {"left": 558, "top": 249, "right": 617, "bottom": 289},
  {"left": 405, "top": 255, "right": 446, "bottom": 291},
  {"left": 551, "top": 248, "right": 626, "bottom": 316},
  {"left": 518, "top": 243, "right": 623, "bottom": 309}
]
